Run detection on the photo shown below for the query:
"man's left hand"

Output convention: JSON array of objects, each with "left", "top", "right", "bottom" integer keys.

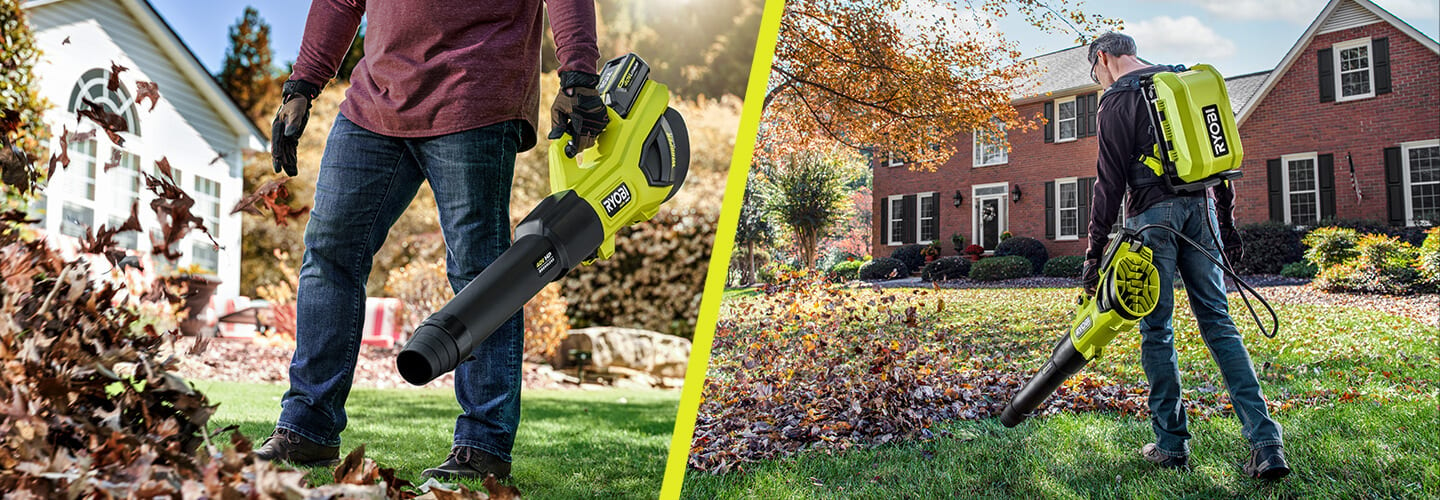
[
  {"left": 1219, "top": 223, "right": 1244, "bottom": 266},
  {"left": 547, "top": 71, "right": 609, "bottom": 155},
  {"left": 1081, "top": 258, "right": 1100, "bottom": 296}
]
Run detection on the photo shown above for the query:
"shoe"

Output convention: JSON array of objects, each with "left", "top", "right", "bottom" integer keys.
[
  {"left": 421, "top": 446, "right": 512, "bottom": 481},
  {"left": 1140, "top": 443, "right": 1190, "bottom": 470},
  {"left": 253, "top": 428, "right": 340, "bottom": 467},
  {"left": 1243, "top": 445, "right": 1291, "bottom": 480}
]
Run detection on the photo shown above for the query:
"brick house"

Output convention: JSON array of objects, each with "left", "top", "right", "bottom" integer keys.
[{"left": 871, "top": 0, "right": 1439, "bottom": 260}]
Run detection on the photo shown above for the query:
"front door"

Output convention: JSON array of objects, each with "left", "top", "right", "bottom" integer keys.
[{"left": 973, "top": 183, "right": 1008, "bottom": 252}]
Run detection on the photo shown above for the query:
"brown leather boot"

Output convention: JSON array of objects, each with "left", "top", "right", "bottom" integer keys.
[
  {"left": 253, "top": 428, "right": 340, "bottom": 467},
  {"left": 1243, "top": 444, "right": 1291, "bottom": 480},
  {"left": 1140, "top": 443, "right": 1190, "bottom": 470},
  {"left": 420, "top": 446, "right": 512, "bottom": 481}
]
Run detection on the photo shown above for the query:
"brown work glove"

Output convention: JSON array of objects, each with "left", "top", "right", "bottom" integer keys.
[
  {"left": 1219, "top": 222, "right": 1244, "bottom": 267},
  {"left": 547, "top": 71, "right": 609, "bottom": 156},
  {"left": 271, "top": 79, "right": 320, "bottom": 177},
  {"left": 1081, "top": 258, "right": 1101, "bottom": 297}
]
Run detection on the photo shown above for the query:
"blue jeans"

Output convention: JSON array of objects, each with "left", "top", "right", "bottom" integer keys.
[
  {"left": 1125, "top": 195, "right": 1283, "bottom": 457},
  {"left": 277, "top": 113, "right": 526, "bottom": 461}
]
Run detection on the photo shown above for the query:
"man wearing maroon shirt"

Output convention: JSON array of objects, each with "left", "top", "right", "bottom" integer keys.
[{"left": 253, "top": 0, "right": 609, "bottom": 481}]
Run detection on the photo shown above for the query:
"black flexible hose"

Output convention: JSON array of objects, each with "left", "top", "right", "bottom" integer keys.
[{"left": 1132, "top": 222, "right": 1280, "bottom": 338}]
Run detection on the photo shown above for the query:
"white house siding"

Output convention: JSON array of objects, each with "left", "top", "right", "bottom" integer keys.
[{"left": 26, "top": 0, "right": 258, "bottom": 298}]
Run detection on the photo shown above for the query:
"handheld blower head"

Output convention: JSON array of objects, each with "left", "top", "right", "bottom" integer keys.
[
  {"left": 396, "top": 54, "right": 689, "bottom": 385},
  {"left": 999, "top": 228, "right": 1159, "bottom": 427}
]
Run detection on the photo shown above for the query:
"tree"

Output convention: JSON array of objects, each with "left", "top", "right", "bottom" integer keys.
[
  {"left": 217, "top": 6, "right": 278, "bottom": 126},
  {"left": 760, "top": 0, "right": 1119, "bottom": 167},
  {"left": 0, "top": 0, "right": 50, "bottom": 198},
  {"left": 762, "top": 148, "right": 861, "bottom": 270},
  {"left": 732, "top": 168, "right": 775, "bottom": 285}
]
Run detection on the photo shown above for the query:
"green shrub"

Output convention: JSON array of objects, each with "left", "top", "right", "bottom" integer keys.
[
  {"left": 969, "top": 256, "right": 1032, "bottom": 282},
  {"left": 757, "top": 261, "right": 797, "bottom": 284},
  {"left": 889, "top": 244, "right": 926, "bottom": 274},
  {"left": 1043, "top": 255, "right": 1086, "bottom": 278},
  {"left": 921, "top": 256, "right": 971, "bottom": 282},
  {"left": 860, "top": 257, "right": 909, "bottom": 281},
  {"left": 1280, "top": 261, "right": 1318, "bottom": 279},
  {"left": 1418, "top": 228, "right": 1440, "bottom": 288},
  {"left": 1302, "top": 226, "right": 1359, "bottom": 269},
  {"left": 994, "top": 236, "right": 1048, "bottom": 275},
  {"left": 1315, "top": 218, "right": 1429, "bottom": 246},
  {"left": 1314, "top": 234, "right": 1421, "bottom": 295},
  {"left": 828, "top": 259, "right": 867, "bottom": 281},
  {"left": 1237, "top": 222, "right": 1303, "bottom": 274}
]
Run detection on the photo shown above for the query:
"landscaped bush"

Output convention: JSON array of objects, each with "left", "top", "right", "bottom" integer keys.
[
  {"left": 757, "top": 261, "right": 797, "bottom": 284},
  {"left": 1314, "top": 234, "right": 1421, "bottom": 295},
  {"left": 994, "top": 236, "right": 1048, "bottom": 275},
  {"left": 860, "top": 257, "right": 909, "bottom": 281},
  {"left": 1418, "top": 228, "right": 1440, "bottom": 289},
  {"left": 1236, "top": 222, "right": 1303, "bottom": 274},
  {"left": 1043, "top": 255, "right": 1086, "bottom": 278},
  {"left": 828, "top": 259, "right": 868, "bottom": 281},
  {"left": 921, "top": 256, "right": 971, "bottom": 282},
  {"left": 1280, "top": 260, "right": 1318, "bottom": 279},
  {"left": 969, "top": 255, "right": 1032, "bottom": 282},
  {"left": 1302, "top": 226, "right": 1359, "bottom": 268},
  {"left": 889, "top": 244, "right": 926, "bottom": 274},
  {"left": 1316, "top": 218, "right": 1429, "bottom": 246}
]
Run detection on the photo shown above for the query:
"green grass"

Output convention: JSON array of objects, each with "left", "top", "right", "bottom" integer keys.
[
  {"left": 194, "top": 381, "right": 678, "bottom": 499},
  {"left": 723, "top": 287, "right": 761, "bottom": 299},
  {"left": 685, "top": 287, "right": 1440, "bottom": 498}
]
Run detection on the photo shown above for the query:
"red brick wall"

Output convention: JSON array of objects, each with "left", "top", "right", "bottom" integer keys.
[
  {"left": 1236, "top": 23, "right": 1440, "bottom": 225},
  {"left": 872, "top": 96, "right": 1102, "bottom": 259}
]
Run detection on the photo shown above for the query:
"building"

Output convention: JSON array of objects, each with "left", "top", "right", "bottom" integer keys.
[
  {"left": 24, "top": 0, "right": 267, "bottom": 298},
  {"left": 871, "top": 0, "right": 1438, "bottom": 259}
]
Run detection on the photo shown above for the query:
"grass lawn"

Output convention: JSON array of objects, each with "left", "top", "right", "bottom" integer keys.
[
  {"left": 684, "top": 286, "right": 1440, "bottom": 498},
  {"left": 193, "top": 381, "right": 678, "bottom": 499}
]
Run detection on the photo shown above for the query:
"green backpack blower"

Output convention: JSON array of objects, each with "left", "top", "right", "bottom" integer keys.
[
  {"left": 396, "top": 54, "right": 689, "bottom": 385},
  {"left": 1138, "top": 64, "right": 1245, "bottom": 194}
]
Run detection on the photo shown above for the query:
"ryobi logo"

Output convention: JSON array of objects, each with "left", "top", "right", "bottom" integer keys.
[
  {"left": 535, "top": 250, "right": 556, "bottom": 275},
  {"left": 1202, "top": 104, "right": 1229, "bottom": 158},
  {"left": 1074, "top": 315, "right": 1094, "bottom": 341},
  {"left": 601, "top": 183, "right": 632, "bottom": 218}
]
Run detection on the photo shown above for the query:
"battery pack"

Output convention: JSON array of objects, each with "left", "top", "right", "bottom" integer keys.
[{"left": 1145, "top": 64, "right": 1245, "bottom": 185}]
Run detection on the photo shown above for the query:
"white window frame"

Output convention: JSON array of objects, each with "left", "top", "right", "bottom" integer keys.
[
  {"left": 885, "top": 152, "right": 904, "bottom": 168},
  {"left": 1334, "top": 38, "right": 1375, "bottom": 102},
  {"left": 973, "top": 121, "right": 1008, "bottom": 167},
  {"left": 887, "top": 195, "right": 905, "bottom": 246},
  {"left": 192, "top": 175, "right": 222, "bottom": 239},
  {"left": 1055, "top": 177, "right": 1080, "bottom": 241},
  {"left": 1401, "top": 139, "right": 1440, "bottom": 227},
  {"left": 971, "top": 182, "right": 1009, "bottom": 253},
  {"left": 56, "top": 136, "right": 98, "bottom": 239},
  {"left": 917, "top": 192, "right": 937, "bottom": 244},
  {"left": 1281, "top": 152, "right": 1321, "bottom": 225},
  {"left": 1054, "top": 96, "right": 1077, "bottom": 143}
]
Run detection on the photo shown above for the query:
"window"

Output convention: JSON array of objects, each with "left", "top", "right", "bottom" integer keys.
[
  {"left": 109, "top": 216, "right": 138, "bottom": 250},
  {"left": 1054, "top": 96, "right": 1077, "bottom": 142},
  {"left": 1334, "top": 38, "right": 1374, "bottom": 102},
  {"left": 57, "top": 137, "right": 97, "bottom": 238},
  {"left": 1056, "top": 178, "right": 1079, "bottom": 239},
  {"left": 918, "top": 193, "right": 937, "bottom": 243},
  {"left": 110, "top": 149, "right": 141, "bottom": 213},
  {"left": 68, "top": 68, "right": 140, "bottom": 136},
  {"left": 1283, "top": 153, "right": 1320, "bottom": 225},
  {"left": 887, "top": 195, "right": 904, "bottom": 246},
  {"left": 192, "top": 242, "right": 219, "bottom": 274},
  {"left": 973, "top": 121, "right": 1008, "bottom": 167},
  {"left": 1403, "top": 140, "right": 1440, "bottom": 226},
  {"left": 193, "top": 176, "right": 222, "bottom": 238},
  {"left": 885, "top": 152, "right": 903, "bottom": 168}
]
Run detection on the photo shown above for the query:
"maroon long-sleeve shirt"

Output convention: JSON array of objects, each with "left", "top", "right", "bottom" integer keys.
[
  {"left": 289, "top": 0, "right": 600, "bottom": 151},
  {"left": 1086, "top": 65, "right": 1236, "bottom": 260}
]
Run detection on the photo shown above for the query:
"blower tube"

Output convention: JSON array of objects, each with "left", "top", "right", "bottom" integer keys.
[{"left": 999, "top": 333, "right": 1090, "bottom": 427}]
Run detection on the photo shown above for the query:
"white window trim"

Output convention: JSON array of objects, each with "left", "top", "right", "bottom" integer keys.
[
  {"left": 917, "top": 192, "right": 937, "bottom": 244},
  {"left": 1281, "top": 152, "right": 1320, "bottom": 225},
  {"left": 973, "top": 123, "right": 1008, "bottom": 168},
  {"left": 885, "top": 152, "right": 904, "bottom": 168},
  {"left": 971, "top": 182, "right": 1009, "bottom": 253},
  {"left": 1054, "top": 177, "right": 1080, "bottom": 241},
  {"left": 1053, "top": 96, "right": 1077, "bottom": 143},
  {"left": 1334, "top": 37, "right": 1375, "bottom": 103},
  {"left": 886, "top": 195, "right": 904, "bottom": 246},
  {"left": 1401, "top": 139, "right": 1440, "bottom": 227},
  {"left": 192, "top": 175, "right": 222, "bottom": 239}
]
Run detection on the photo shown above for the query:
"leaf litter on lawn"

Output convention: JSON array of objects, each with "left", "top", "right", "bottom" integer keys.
[{"left": 689, "top": 275, "right": 1432, "bottom": 473}]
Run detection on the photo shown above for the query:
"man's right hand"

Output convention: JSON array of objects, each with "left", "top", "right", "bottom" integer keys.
[
  {"left": 1081, "top": 258, "right": 1101, "bottom": 296},
  {"left": 272, "top": 80, "right": 321, "bottom": 177}
]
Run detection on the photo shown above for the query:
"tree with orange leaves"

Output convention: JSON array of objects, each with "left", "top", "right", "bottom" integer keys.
[{"left": 759, "top": 0, "right": 1119, "bottom": 168}]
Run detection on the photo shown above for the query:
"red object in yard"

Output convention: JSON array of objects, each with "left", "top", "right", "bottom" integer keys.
[{"left": 361, "top": 297, "right": 403, "bottom": 348}]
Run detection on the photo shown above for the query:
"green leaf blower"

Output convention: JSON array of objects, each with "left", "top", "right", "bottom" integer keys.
[{"left": 396, "top": 54, "right": 689, "bottom": 385}]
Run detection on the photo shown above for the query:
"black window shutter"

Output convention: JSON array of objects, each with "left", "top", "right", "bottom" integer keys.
[
  {"left": 1267, "top": 158, "right": 1284, "bottom": 222},
  {"left": 902, "top": 194, "right": 917, "bottom": 244},
  {"left": 1080, "top": 94, "right": 1098, "bottom": 137},
  {"left": 1318, "top": 153, "right": 1336, "bottom": 220},
  {"left": 1384, "top": 147, "right": 1404, "bottom": 226},
  {"left": 880, "top": 199, "right": 890, "bottom": 244},
  {"left": 1044, "top": 181, "right": 1056, "bottom": 239},
  {"left": 1078, "top": 177, "right": 1093, "bottom": 237},
  {"left": 1044, "top": 101, "right": 1055, "bottom": 143},
  {"left": 1374, "top": 38, "right": 1391, "bottom": 95},
  {"left": 1318, "top": 48, "right": 1335, "bottom": 103}
]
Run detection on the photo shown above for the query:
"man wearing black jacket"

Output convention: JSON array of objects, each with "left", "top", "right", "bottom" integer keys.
[{"left": 1082, "top": 32, "right": 1290, "bottom": 480}]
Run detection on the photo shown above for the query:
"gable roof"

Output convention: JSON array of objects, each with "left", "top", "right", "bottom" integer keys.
[
  {"left": 1236, "top": 0, "right": 1440, "bottom": 126},
  {"left": 1013, "top": 46, "right": 1102, "bottom": 103},
  {"left": 23, "top": 0, "right": 268, "bottom": 152},
  {"left": 1224, "top": 70, "right": 1271, "bottom": 115}
]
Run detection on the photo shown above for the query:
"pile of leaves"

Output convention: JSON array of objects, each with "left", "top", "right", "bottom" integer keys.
[{"left": 688, "top": 278, "right": 1386, "bottom": 474}]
